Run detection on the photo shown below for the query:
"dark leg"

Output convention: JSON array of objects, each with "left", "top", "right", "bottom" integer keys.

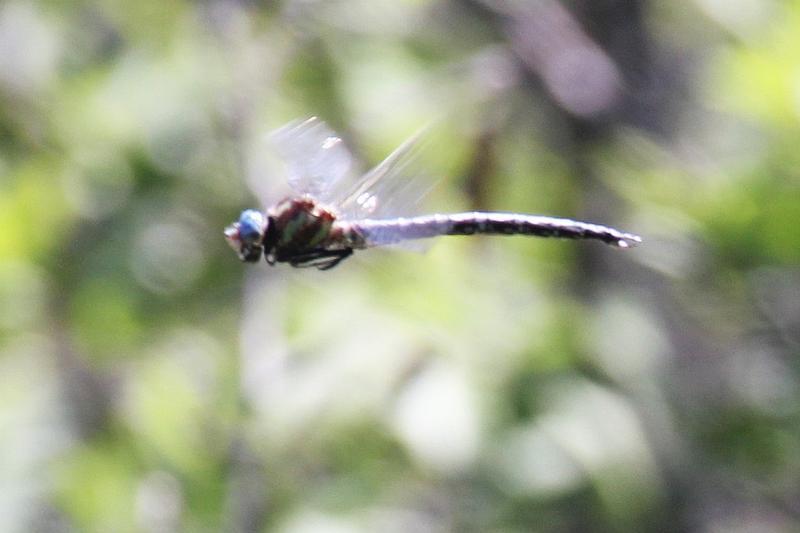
[
  {"left": 315, "top": 250, "right": 353, "bottom": 271},
  {"left": 287, "top": 248, "right": 353, "bottom": 270}
]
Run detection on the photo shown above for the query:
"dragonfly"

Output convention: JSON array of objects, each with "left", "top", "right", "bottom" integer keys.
[{"left": 224, "top": 117, "right": 641, "bottom": 270}]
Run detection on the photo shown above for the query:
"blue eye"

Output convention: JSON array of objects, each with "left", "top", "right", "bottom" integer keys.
[{"left": 238, "top": 210, "right": 266, "bottom": 244}]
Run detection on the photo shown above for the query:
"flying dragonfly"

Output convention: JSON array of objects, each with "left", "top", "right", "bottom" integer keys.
[{"left": 224, "top": 117, "right": 641, "bottom": 270}]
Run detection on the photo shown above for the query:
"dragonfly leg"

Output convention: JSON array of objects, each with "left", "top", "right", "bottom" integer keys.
[
  {"left": 315, "top": 249, "right": 353, "bottom": 271},
  {"left": 287, "top": 248, "right": 353, "bottom": 270}
]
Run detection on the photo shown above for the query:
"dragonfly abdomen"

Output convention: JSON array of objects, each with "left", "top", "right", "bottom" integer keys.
[{"left": 345, "top": 212, "right": 641, "bottom": 248}]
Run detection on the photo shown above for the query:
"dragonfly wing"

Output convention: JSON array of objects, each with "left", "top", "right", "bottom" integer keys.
[
  {"left": 335, "top": 124, "right": 437, "bottom": 220},
  {"left": 269, "top": 117, "right": 360, "bottom": 203}
]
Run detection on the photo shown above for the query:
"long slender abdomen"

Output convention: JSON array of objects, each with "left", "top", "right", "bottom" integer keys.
[{"left": 345, "top": 212, "right": 641, "bottom": 248}]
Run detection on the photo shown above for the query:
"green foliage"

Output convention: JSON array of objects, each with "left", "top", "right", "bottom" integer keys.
[{"left": 1, "top": 1, "right": 799, "bottom": 532}]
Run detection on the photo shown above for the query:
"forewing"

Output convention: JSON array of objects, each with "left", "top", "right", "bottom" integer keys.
[
  {"left": 269, "top": 117, "right": 359, "bottom": 203},
  {"left": 335, "top": 125, "right": 436, "bottom": 219}
]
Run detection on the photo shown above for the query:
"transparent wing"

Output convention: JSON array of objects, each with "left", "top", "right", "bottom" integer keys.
[
  {"left": 334, "top": 124, "right": 436, "bottom": 220},
  {"left": 269, "top": 117, "right": 360, "bottom": 203}
]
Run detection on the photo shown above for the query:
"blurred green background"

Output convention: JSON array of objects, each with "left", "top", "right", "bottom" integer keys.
[{"left": 2, "top": 0, "right": 800, "bottom": 531}]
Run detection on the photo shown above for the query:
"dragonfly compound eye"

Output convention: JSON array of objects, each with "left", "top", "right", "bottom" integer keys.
[
  {"left": 225, "top": 210, "right": 268, "bottom": 262},
  {"left": 237, "top": 209, "right": 267, "bottom": 246}
]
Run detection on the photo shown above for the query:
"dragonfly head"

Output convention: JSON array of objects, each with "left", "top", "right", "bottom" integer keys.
[{"left": 225, "top": 209, "right": 268, "bottom": 263}]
